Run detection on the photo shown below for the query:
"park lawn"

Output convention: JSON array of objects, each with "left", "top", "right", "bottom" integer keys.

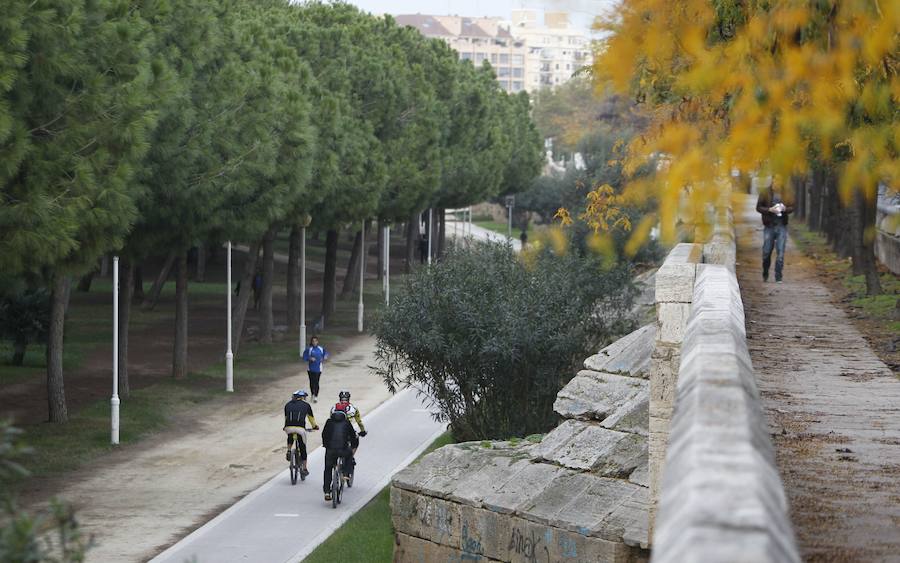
[
  {"left": 304, "top": 432, "right": 453, "bottom": 563},
  {"left": 473, "top": 220, "right": 539, "bottom": 241},
  {"left": 9, "top": 277, "right": 391, "bottom": 483}
]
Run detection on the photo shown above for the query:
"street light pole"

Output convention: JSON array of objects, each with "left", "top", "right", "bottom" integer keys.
[
  {"left": 427, "top": 208, "right": 433, "bottom": 265},
  {"left": 299, "top": 225, "right": 307, "bottom": 354},
  {"left": 225, "top": 241, "right": 233, "bottom": 392},
  {"left": 383, "top": 225, "right": 390, "bottom": 306},
  {"left": 358, "top": 220, "right": 365, "bottom": 332},
  {"left": 111, "top": 256, "right": 120, "bottom": 445}
]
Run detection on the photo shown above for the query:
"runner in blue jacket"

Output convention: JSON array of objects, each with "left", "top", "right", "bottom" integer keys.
[{"left": 302, "top": 335, "right": 328, "bottom": 403}]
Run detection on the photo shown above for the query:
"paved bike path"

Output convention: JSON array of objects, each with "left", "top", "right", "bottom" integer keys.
[{"left": 151, "top": 388, "right": 444, "bottom": 563}]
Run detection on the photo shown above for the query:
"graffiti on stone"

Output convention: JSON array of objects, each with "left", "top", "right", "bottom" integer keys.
[
  {"left": 460, "top": 522, "right": 484, "bottom": 560},
  {"left": 508, "top": 527, "right": 550, "bottom": 563}
]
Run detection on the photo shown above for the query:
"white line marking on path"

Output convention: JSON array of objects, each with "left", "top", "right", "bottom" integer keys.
[{"left": 274, "top": 514, "right": 299, "bottom": 518}]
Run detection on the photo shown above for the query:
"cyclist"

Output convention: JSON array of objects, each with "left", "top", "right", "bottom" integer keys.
[
  {"left": 322, "top": 403, "right": 358, "bottom": 502},
  {"left": 332, "top": 390, "right": 367, "bottom": 436},
  {"left": 283, "top": 389, "right": 318, "bottom": 477}
]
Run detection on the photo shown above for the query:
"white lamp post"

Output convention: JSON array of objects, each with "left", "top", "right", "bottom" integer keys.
[
  {"left": 357, "top": 220, "right": 365, "bottom": 332},
  {"left": 111, "top": 256, "right": 120, "bottom": 445},
  {"left": 299, "top": 214, "right": 311, "bottom": 353},
  {"left": 427, "top": 208, "right": 433, "bottom": 265},
  {"left": 225, "top": 241, "right": 234, "bottom": 392},
  {"left": 383, "top": 224, "right": 390, "bottom": 306}
]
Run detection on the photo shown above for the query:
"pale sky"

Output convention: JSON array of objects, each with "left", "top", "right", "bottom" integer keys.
[{"left": 344, "top": 0, "right": 617, "bottom": 34}]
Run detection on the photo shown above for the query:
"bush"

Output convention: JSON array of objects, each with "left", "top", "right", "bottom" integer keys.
[
  {"left": 0, "top": 288, "right": 50, "bottom": 366},
  {"left": 372, "top": 240, "right": 636, "bottom": 441}
]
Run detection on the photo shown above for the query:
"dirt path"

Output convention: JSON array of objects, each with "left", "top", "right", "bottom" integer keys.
[
  {"left": 734, "top": 195, "right": 900, "bottom": 562},
  {"left": 20, "top": 336, "right": 392, "bottom": 563}
]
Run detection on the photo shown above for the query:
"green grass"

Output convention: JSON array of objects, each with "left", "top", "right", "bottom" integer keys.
[
  {"left": 473, "top": 220, "right": 539, "bottom": 241},
  {"left": 304, "top": 432, "right": 453, "bottom": 563},
  {"left": 792, "top": 224, "right": 900, "bottom": 335}
]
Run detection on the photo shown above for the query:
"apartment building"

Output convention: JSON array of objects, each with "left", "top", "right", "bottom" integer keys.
[
  {"left": 395, "top": 11, "right": 592, "bottom": 94},
  {"left": 394, "top": 14, "right": 529, "bottom": 93},
  {"left": 511, "top": 10, "right": 593, "bottom": 91}
]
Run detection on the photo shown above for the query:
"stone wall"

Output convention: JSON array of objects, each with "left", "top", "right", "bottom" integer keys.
[
  {"left": 875, "top": 199, "right": 900, "bottom": 275},
  {"left": 650, "top": 265, "right": 801, "bottom": 563},
  {"left": 391, "top": 324, "right": 656, "bottom": 563}
]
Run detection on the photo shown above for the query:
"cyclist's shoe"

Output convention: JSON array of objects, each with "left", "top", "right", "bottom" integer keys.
[
  {"left": 324, "top": 493, "right": 332, "bottom": 501},
  {"left": 285, "top": 451, "right": 291, "bottom": 462},
  {"left": 300, "top": 468, "right": 309, "bottom": 477},
  {"left": 313, "top": 395, "right": 318, "bottom": 403}
]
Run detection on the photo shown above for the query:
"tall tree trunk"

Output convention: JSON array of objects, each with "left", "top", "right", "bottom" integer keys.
[
  {"left": 143, "top": 250, "right": 177, "bottom": 311},
  {"left": 100, "top": 255, "right": 109, "bottom": 277},
  {"left": 287, "top": 225, "right": 301, "bottom": 328},
  {"left": 119, "top": 258, "right": 135, "bottom": 397},
  {"left": 377, "top": 221, "right": 385, "bottom": 281},
  {"left": 321, "top": 229, "right": 339, "bottom": 327},
  {"left": 233, "top": 239, "right": 262, "bottom": 356},
  {"left": 12, "top": 335, "right": 27, "bottom": 366},
  {"left": 855, "top": 190, "right": 883, "bottom": 296},
  {"left": 46, "top": 275, "right": 70, "bottom": 423},
  {"left": 341, "top": 229, "right": 364, "bottom": 298},
  {"left": 172, "top": 251, "right": 188, "bottom": 378},
  {"left": 195, "top": 243, "right": 206, "bottom": 282},
  {"left": 77, "top": 271, "right": 95, "bottom": 292},
  {"left": 260, "top": 228, "right": 275, "bottom": 343},
  {"left": 405, "top": 213, "right": 418, "bottom": 274},
  {"left": 133, "top": 264, "right": 144, "bottom": 303},
  {"left": 808, "top": 167, "right": 823, "bottom": 232}
]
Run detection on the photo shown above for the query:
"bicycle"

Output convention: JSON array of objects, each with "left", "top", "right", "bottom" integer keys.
[
  {"left": 331, "top": 456, "right": 345, "bottom": 508},
  {"left": 285, "top": 427, "right": 313, "bottom": 485}
]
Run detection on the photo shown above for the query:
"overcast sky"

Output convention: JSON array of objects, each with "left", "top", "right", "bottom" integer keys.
[{"left": 344, "top": 0, "right": 617, "bottom": 33}]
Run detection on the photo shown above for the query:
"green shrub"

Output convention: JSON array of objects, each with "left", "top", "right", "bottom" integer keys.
[{"left": 373, "top": 240, "right": 636, "bottom": 441}]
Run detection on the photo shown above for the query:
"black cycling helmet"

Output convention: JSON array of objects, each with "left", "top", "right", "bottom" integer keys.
[{"left": 338, "top": 390, "right": 351, "bottom": 402}]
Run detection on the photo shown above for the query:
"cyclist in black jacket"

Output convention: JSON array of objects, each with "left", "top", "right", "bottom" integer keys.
[
  {"left": 283, "top": 390, "right": 318, "bottom": 476},
  {"left": 322, "top": 403, "right": 358, "bottom": 502}
]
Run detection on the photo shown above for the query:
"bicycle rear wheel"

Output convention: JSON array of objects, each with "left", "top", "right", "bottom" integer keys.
[
  {"left": 331, "top": 462, "right": 340, "bottom": 509},
  {"left": 289, "top": 449, "right": 298, "bottom": 485}
]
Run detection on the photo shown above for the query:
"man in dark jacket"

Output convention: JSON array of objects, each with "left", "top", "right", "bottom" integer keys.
[
  {"left": 322, "top": 404, "right": 359, "bottom": 501},
  {"left": 756, "top": 181, "right": 794, "bottom": 283},
  {"left": 283, "top": 390, "right": 318, "bottom": 475}
]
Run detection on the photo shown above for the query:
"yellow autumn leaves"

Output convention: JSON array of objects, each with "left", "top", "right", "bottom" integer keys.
[{"left": 580, "top": 0, "right": 899, "bottom": 247}]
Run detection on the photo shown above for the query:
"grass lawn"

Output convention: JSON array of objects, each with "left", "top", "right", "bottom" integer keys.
[
  {"left": 303, "top": 432, "right": 454, "bottom": 563},
  {"left": 472, "top": 220, "right": 539, "bottom": 241}
]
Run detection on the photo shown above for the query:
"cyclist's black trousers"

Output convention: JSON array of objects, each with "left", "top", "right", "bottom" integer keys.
[
  {"left": 323, "top": 447, "right": 352, "bottom": 493},
  {"left": 287, "top": 433, "right": 308, "bottom": 461}
]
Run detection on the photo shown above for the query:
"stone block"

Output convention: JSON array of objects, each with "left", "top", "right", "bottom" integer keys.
[
  {"left": 533, "top": 421, "right": 646, "bottom": 477},
  {"left": 583, "top": 324, "right": 656, "bottom": 376},
  {"left": 390, "top": 487, "right": 461, "bottom": 546},
  {"left": 445, "top": 451, "right": 533, "bottom": 508},
  {"left": 481, "top": 461, "right": 564, "bottom": 515},
  {"left": 628, "top": 461, "right": 649, "bottom": 488},
  {"left": 655, "top": 262, "right": 697, "bottom": 303},
  {"left": 601, "top": 390, "right": 649, "bottom": 436},
  {"left": 394, "top": 532, "right": 502, "bottom": 563},
  {"left": 554, "top": 371, "right": 648, "bottom": 423},
  {"left": 656, "top": 302, "right": 691, "bottom": 344}
]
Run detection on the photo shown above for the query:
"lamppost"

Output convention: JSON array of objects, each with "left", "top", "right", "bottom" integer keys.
[
  {"left": 383, "top": 224, "right": 390, "bottom": 306},
  {"left": 505, "top": 195, "right": 515, "bottom": 240},
  {"left": 427, "top": 209, "right": 433, "bottom": 265},
  {"left": 358, "top": 220, "right": 365, "bottom": 332},
  {"left": 226, "top": 241, "right": 233, "bottom": 392},
  {"left": 111, "top": 256, "right": 120, "bottom": 445},
  {"left": 299, "top": 214, "right": 311, "bottom": 353}
]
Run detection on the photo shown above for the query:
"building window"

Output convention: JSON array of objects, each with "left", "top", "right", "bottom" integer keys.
[
  {"left": 512, "top": 54, "right": 524, "bottom": 65},
  {"left": 512, "top": 67, "right": 523, "bottom": 78},
  {"left": 512, "top": 81, "right": 523, "bottom": 91},
  {"left": 498, "top": 67, "right": 510, "bottom": 77},
  {"left": 475, "top": 52, "right": 487, "bottom": 63},
  {"left": 566, "top": 64, "right": 570, "bottom": 70},
  {"left": 555, "top": 63, "right": 559, "bottom": 70},
  {"left": 499, "top": 53, "right": 510, "bottom": 64},
  {"left": 491, "top": 53, "right": 498, "bottom": 64}
]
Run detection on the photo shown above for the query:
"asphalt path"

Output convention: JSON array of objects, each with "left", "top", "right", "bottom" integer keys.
[{"left": 151, "top": 388, "right": 444, "bottom": 563}]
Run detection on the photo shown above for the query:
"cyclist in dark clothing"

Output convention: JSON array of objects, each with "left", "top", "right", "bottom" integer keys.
[
  {"left": 322, "top": 404, "right": 358, "bottom": 502},
  {"left": 283, "top": 390, "right": 318, "bottom": 476}
]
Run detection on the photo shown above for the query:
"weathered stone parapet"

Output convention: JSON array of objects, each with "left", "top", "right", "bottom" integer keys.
[
  {"left": 392, "top": 324, "right": 655, "bottom": 562},
  {"left": 650, "top": 264, "right": 800, "bottom": 563},
  {"left": 648, "top": 242, "right": 701, "bottom": 533}
]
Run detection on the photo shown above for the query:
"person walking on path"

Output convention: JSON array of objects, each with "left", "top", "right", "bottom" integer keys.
[
  {"left": 321, "top": 404, "right": 358, "bottom": 502},
  {"left": 302, "top": 336, "right": 328, "bottom": 403},
  {"left": 756, "top": 179, "right": 794, "bottom": 283}
]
